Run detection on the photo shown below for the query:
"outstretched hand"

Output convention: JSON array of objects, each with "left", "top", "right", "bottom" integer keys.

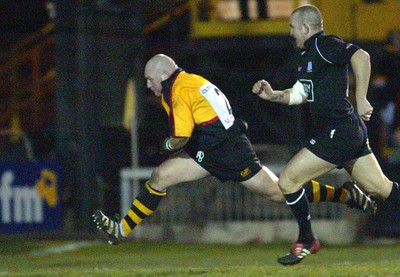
[{"left": 252, "top": 80, "right": 274, "bottom": 100}]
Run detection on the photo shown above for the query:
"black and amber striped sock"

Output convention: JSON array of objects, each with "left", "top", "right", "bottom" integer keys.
[
  {"left": 121, "top": 181, "right": 166, "bottom": 237},
  {"left": 304, "top": 180, "right": 349, "bottom": 204}
]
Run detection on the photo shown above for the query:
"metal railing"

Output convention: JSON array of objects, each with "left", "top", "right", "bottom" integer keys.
[{"left": 0, "top": 23, "right": 55, "bottom": 134}]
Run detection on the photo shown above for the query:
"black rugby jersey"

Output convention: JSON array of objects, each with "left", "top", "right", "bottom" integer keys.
[{"left": 297, "top": 31, "right": 360, "bottom": 129}]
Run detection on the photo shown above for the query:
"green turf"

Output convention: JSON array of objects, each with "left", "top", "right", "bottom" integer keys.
[{"left": 1, "top": 238, "right": 399, "bottom": 276}]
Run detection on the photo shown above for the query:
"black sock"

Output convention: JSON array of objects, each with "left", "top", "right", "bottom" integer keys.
[
  {"left": 385, "top": 182, "right": 400, "bottom": 203},
  {"left": 285, "top": 188, "right": 315, "bottom": 244},
  {"left": 385, "top": 182, "right": 400, "bottom": 207}
]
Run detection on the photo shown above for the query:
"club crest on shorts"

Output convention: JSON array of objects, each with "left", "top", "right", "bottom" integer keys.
[
  {"left": 240, "top": 167, "right": 251, "bottom": 178},
  {"left": 196, "top": 151, "right": 204, "bottom": 162}
]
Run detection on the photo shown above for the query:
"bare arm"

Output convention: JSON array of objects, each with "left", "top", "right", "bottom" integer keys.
[
  {"left": 252, "top": 80, "right": 291, "bottom": 104},
  {"left": 169, "top": 137, "right": 190, "bottom": 150},
  {"left": 351, "top": 49, "right": 373, "bottom": 121},
  {"left": 161, "top": 136, "right": 190, "bottom": 155},
  {"left": 252, "top": 80, "right": 307, "bottom": 105}
]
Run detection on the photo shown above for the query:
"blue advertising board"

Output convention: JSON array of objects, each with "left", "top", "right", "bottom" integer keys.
[{"left": 0, "top": 161, "right": 62, "bottom": 232}]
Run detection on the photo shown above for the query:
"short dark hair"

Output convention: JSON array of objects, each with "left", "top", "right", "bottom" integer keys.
[{"left": 291, "top": 4, "right": 323, "bottom": 29}]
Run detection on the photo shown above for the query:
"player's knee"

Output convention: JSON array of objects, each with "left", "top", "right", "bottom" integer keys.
[
  {"left": 149, "top": 166, "right": 167, "bottom": 191},
  {"left": 149, "top": 165, "right": 176, "bottom": 191},
  {"left": 150, "top": 166, "right": 161, "bottom": 182},
  {"left": 269, "top": 191, "right": 285, "bottom": 203},
  {"left": 277, "top": 181, "right": 291, "bottom": 194},
  {"left": 258, "top": 179, "right": 285, "bottom": 202},
  {"left": 278, "top": 171, "right": 302, "bottom": 194}
]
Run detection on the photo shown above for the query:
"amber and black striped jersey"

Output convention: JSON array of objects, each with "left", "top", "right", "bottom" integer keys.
[
  {"left": 160, "top": 68, "right": 236, "bottom": 140},
  {"left": 297, "top": 31, "right": 360, "bottom": 130},
  {"left": 160, "top": 69, "right": 262, "bottom": 181}
]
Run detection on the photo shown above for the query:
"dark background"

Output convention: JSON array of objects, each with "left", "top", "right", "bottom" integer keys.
[
  {"left": 0, "top": 1, "right": 49, "bottom": 52},
  {"left": 0, "top": 0, "right": 398, "bottom": 236}
]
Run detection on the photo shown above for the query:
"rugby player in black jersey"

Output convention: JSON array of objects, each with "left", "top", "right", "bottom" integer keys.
[
  {"left": 92, "top": 54, "right": 375, "bottom": 248},
  {"left": 253, "top": 4, "right": 400, "bottom": 266}
]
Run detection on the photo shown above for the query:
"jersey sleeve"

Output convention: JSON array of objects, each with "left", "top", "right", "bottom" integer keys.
[{"left": 316, "top": 35, "right": 361, "bottom": 65}]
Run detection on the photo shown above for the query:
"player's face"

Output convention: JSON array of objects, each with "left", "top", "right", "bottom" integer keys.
[
  {"left": 289, "top": 15, "right": 307, "bottom": 49},
  {"left": 145, "top": 69, "right": 162, "bottom": 97}
]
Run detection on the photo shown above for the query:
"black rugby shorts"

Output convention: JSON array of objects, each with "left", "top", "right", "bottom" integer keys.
[
  {"left": 306, "top": 113, "right": 372, "bottom": 165},
  {"left": 185, "top": 133, "right": 262, "bottom": 182}
]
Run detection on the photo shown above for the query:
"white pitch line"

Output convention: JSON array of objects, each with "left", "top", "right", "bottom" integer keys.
[{"left": 30, "top": 241, "right": 99, "bottom": 256}]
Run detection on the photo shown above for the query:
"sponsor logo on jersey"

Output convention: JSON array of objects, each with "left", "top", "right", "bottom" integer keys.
[
  {"left": 307, "top": 61, "right": 312, "bottom": 73},
  {"left": 200, "top": 83, "right": 213, "bottom": 94},
  {"left": 299, "top": 79, "right": 314, "bottom": 102},
  {"left": 240, "top": 167, "right": 251, "bottom": 178}
]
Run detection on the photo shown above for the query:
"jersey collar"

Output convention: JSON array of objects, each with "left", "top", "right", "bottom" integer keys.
[
  {"left": 161, "top": 68, "right": 183, "bottom": 104},
  {"left": 304, "top": 31, "right": 325, "bottom": 49},
  {"left": 161, "top": 68, "right": 182, "bottom": 94}
]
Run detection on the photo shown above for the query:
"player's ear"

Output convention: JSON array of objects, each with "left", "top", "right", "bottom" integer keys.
[
  {"left": 303, "top": 23, "right": 310, "bottom": 35},
  {"left": 160, "top": 71, "right": 170, "bottom": 81}
]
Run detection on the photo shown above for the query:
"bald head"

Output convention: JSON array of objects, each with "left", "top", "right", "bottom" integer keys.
[
  {"left": 144, "top": 54, "right": 179, "bottom": 96},
  {"left": 291, "top": 4, "right": 323, "bottom": 32},
  {"left": 145, "top": 54, "right": 178, "bottom": 80}
]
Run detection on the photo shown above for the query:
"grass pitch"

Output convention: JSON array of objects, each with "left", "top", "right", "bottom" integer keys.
[{"left": 1, "top": 237, "right": 400, "bottom": 276}]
